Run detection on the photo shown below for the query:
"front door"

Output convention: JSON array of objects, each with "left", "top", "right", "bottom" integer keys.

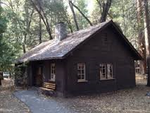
[{"left": 35, "top": 66, "right": 43, "bottom": 87}]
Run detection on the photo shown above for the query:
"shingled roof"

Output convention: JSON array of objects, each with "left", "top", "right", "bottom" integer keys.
[{"left": 17, "top": 20, "right": 142, "bottom": 63}]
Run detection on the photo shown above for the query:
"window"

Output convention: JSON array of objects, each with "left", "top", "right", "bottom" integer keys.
[
  {"left": 107, "top": 64, "right": 113, "bottom": 79},
  {"left": 100, "top": 64, "right": 114, "bottom": 80},
  {"left": 77, "top": 63, "right": 86, "bottom": 82},
  {"left": 100, "top": 64, "right": 107, "bottom": 80},
  {"left": 50, "top": 63, "right": 55, "bottom": 81}
]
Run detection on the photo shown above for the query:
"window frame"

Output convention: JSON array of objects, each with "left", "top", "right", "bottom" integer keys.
[
  {"left": 100, "top": 63, "right": 114, "bottom": 80},
  {"left": 100, "top": 64, "right": 107, "bottom": 80},
  {"left": 50, "top": 63, "right": 56, "bottom": 82},
  {"left": 77, "top": 63, "right": 87, "bottom": 82},
  {"left": 107, "top": 64, "right": 113, "bottom": 79}
]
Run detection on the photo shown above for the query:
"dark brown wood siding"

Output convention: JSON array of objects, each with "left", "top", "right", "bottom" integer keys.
[
  {"left": 65, "top": 26, "right": 135, "bottom": 95},
  {"left": 42, "top": 60, "right": 66, "bottom": 96}
]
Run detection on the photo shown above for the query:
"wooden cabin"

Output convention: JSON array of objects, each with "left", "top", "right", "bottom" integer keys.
[{"left": 16, "top": 20, "right": 142, "bottom": 97}]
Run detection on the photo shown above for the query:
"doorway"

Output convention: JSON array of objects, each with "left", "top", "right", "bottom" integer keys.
[{"left": 34, "top": 66, "right": 43, "bottom": 87}]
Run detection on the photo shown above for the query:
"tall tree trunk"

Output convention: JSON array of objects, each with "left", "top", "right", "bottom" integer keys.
[
  {"left": 143, "top": 0, "right": 150, "bottom": 54},
  {"left": 99, "top": 0, "right": 112, "bottom": 22},
  {"left": 137, "top": 0, "right": 147, "bottom": 74},
  {"left": 69, "top": 0, "right": 79, "bottom": 31},
  {"left": 39, "top": 16, "right": 42, "bottom": 44},
  {"left": 22, "top": 34, "right": 26, "bottom": 53},
  {"left": 38, "top": 0, "right": 42, "bottom": 44},
  {"left": 144, "top": 0, "right": 150, "bottom": 85},
  {"left": 96, "top": 0, "right": 113, "bottom": 20}
]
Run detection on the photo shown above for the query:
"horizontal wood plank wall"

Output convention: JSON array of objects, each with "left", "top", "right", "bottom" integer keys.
[
  {"left": 43, "top": 60, "right": 66, "bottom": 96},
  {"left": 65, "top": 26, "right": 135, "bottom": 95}
]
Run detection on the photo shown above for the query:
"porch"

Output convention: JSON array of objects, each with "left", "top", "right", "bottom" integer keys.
[{"left": 27, "top": 60, "right": 66, "bottom": 97}]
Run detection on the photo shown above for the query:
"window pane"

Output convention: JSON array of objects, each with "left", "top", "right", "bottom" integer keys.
[
  {"left": 50, "top": 63, "right": 56, "bottom": 81},
  {"left": 100, "top": 64, "right": 106, "bottom": 80},
  {"left": 77, "top": 63, "right": 86, "bottom": 81},
  {"left": 107, "top": 64, "right": 113, "bottom": 79}
]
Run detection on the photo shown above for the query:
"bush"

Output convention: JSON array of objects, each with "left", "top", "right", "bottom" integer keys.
[{"left": 14, "top": 63, "right": 28, "bottom": 87}]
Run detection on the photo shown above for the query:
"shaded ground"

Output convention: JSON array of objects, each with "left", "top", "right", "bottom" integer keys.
[
  {"left": 14, "top": 78, "right": 150, "bottom": 113},
  {"left": 0, "top": 79, "right": 30, "bottom": 113}
]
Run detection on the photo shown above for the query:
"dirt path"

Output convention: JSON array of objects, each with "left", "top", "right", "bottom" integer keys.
[
  {"left": 14, "top": 78, "right": 150, "bottom": 113},
  {"left": 0, "top": 87, "right": 30, "bottom": 113}
]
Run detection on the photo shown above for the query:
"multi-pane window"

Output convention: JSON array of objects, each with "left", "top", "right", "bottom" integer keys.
[
  {"left": 100, "top": 64, "right": 113, "bottom": 80},
  {"left": 50, "top": 63, "right": 55, "bottom": 81},
  {"left": 77, "top": 63, "right": 86, "bottom": 82},
  {"left": 100, "top": 64, "right": 107, "bottom": 80},
  {"left": 107, "top": 64, "right": 113, "bottom": 79}
]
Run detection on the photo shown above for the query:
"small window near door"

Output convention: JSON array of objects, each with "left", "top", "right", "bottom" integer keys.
[
  {"left": 100, "top": 64, "right": 114, "bottom": 80},
  {"left": 50, "top": 63, "right": 55, "bottom": 81},
  {"left": 100, "top": 64, "right": 107, "bottom": 80},
  {"left": 77, "top": 63, "right": 86, "bottom": 82}
]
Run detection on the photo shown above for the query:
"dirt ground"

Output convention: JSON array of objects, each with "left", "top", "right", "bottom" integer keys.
[
  {"left": 1, "top": 76, "right": 150, "bottom": 113},
  {"left": 0, "top": 80, "right": 30, "bottom": 113},
  {"left": 74, "top": 78, "right": 150, "bottom": 113},
  {"left": 14, "top": 76, "right": 150, "bottom": 113}
]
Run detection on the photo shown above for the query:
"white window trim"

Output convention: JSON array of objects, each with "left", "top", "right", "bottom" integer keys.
[
  {"left": 77, "top": 63, "right": 87, "bottom": 82},
  {"left": 50, "top": 63, "right": 56, "bottom": 82},
  {"left": 100, "top": 63, "right": 114, "bottom": 80},
  {"left": 107, "top": 64, "right": 113, "bottom": 79},
  {"left": 100, "top": 64, "right": 107, "bottom": 80}
]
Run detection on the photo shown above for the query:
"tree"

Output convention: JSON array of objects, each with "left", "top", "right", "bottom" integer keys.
[
  {"left": 70, "top": 0, "right": 93, "bottom": 27},
  {"left": 96, "top": 0, "right": 112, "bottom": 22},
  {"left": 136, "top": 0, "right": 146, "bottom": 74},
  {"left": 30, "top": 0, "right": 53, "bottom": 39},
  {"left": 69, "top": 0, "right": 79, "bottom": 31},
  {"left": 0, "top": 4, "right": 16, "bottom": 73},
  {"left": 143, "top": 0, "right": 150, "bottom": 53}
]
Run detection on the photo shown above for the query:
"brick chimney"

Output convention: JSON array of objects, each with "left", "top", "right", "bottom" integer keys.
[{"left": 55, "top": 22, "right": 67, "bottom": 41}]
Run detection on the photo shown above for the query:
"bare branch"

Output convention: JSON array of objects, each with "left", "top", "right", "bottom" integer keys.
[
  {"left": 69, "top": 0, "right": 79, "bottom": 31},
  {"left": 30, "top": 0, "right": 53, "bottom": 39},
  {"left": 70, "top": 1, "right": 93, "bottom": 26}
]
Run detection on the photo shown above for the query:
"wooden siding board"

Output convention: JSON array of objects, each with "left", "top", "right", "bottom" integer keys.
[
  {"left": 41, "top": 60, "right": 66, "bottom": 96},
  {"left": 65, "top": 26, "right": 135, "bottom": 95}
]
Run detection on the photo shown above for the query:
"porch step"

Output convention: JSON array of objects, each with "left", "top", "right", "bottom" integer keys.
[
  {"left": 39, "top": 87, "right": 55, "bottom": 96},
  {"left": 39, "top": 82, "right": 56, "bottom": 96},
  {"left": 43, "top": 82, "right": 56, "bottom": 90},
  {"left": 40, "top": 87, "right": 54, "bottom": 91}
]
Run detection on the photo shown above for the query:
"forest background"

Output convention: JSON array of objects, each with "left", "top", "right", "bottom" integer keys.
[{"left": 0, "top": 0, "right": 149, "bottom": 75}]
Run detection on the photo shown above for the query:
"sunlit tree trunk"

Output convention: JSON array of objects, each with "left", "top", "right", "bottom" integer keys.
[
  {"left": 143, "top": 0, "right": 150, "bottom": 86},
  {"left": 143, "top": 0, "right": 150, "bottom": 54},
  {"left": 137, "top": 0, "right": 147, "bottom": 74}
]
